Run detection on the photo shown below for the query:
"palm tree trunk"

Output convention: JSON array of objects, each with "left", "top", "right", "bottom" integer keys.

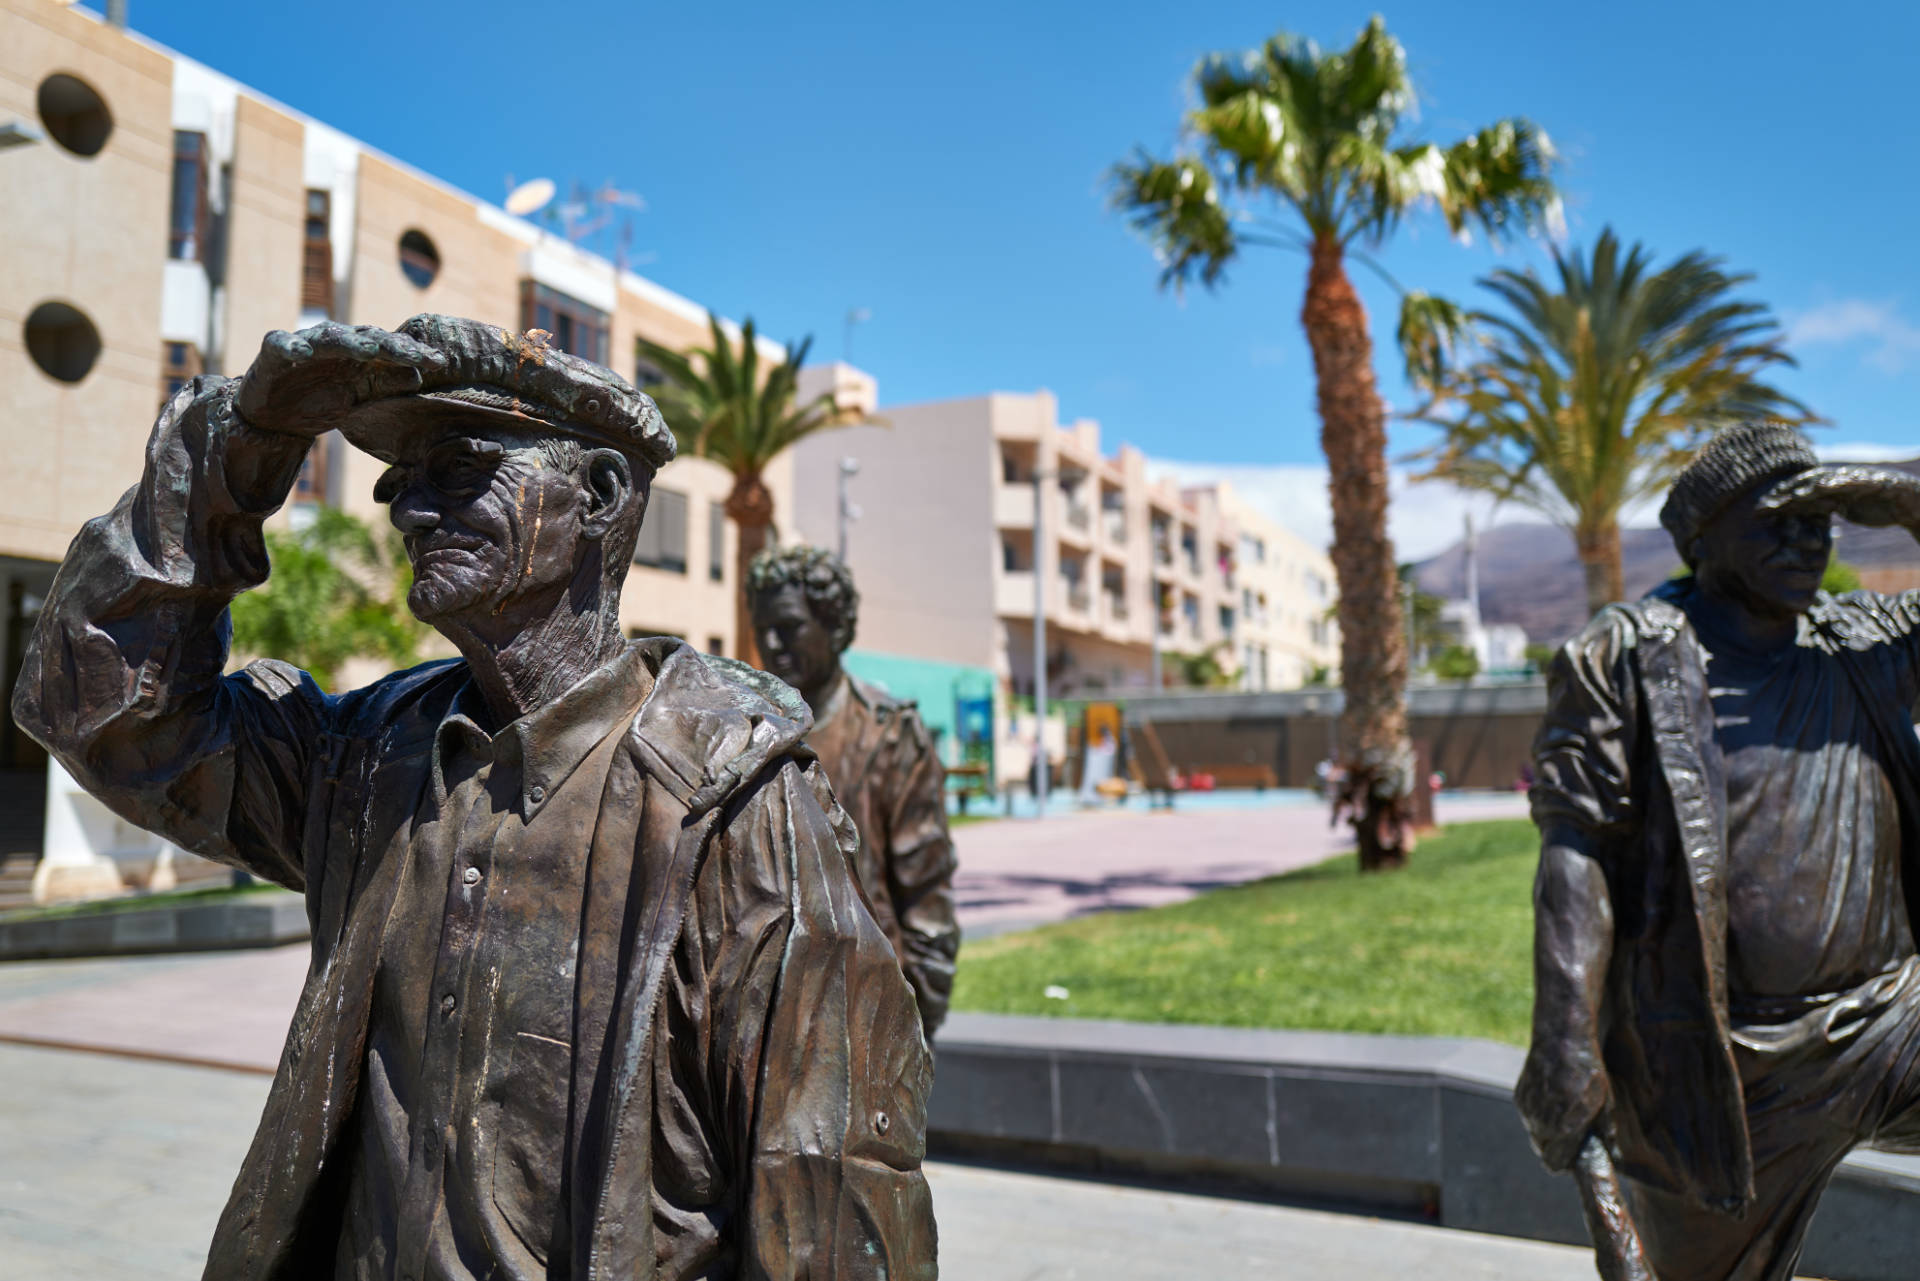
[
  {"left": 1303, "top": 233, "right": 1414, "bottom": 871},
  {"left": 726, "top": 473, "right": 776, "bottom": 666},
  {"left": 1574, "top": 517, "right": 1624, "bottom": 622}
]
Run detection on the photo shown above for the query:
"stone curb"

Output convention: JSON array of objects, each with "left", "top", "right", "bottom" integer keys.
[
  {"left": 931, "top": 1012, "right": 1920, "bottom": 1281},
  {"left": 0, "top": 894, "right": 309, "bottom": 961}
]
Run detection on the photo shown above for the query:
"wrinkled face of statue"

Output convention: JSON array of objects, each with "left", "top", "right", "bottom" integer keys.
[
  {"left": 1694, "top": 484, "right": 1833, "bottom": 619},
  {"left": 373, "top": 420, "right": 598, "bottom": 629},
  {"left": 753, "top": 584, "right": 840, "bottom": 698}
]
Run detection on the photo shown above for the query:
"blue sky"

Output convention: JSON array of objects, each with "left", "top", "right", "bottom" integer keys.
[{"left": 130, "top": 1, "right": 1919, "bottom": 548}]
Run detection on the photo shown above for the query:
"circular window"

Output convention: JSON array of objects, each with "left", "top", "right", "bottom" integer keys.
[
  {"left": 37, "top": 73, "right": 113, "bottom": 157},
  {"left": 24, "top": 301, "right": 102, "bottom": 383},
  {"left": 398, "top": 229, "right": 440, "bottom": 289}
]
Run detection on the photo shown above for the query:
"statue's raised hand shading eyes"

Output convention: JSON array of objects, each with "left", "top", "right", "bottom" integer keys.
[
  {"left": 1760, "top": 464, "right": 1920, "bottom": 531},
  {"left": 237, "top": 321, "right": 448, "bottom": 439}
]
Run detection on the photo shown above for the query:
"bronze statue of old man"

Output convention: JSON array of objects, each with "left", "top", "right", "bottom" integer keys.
[
  {"left": 1521, "top": 422, "right": 1920, "bottom": 1280},
  {"left": 11, "top": 318, "right": 937, "bottom": 1280}
]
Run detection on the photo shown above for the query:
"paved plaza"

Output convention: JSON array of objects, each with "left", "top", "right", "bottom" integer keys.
[
  {"left": 0, "top": 1041, "right": 1599, "bottom": 1279},
  {"left": 954, "top": 789, "right": 1530, "bottom": 936},
  {"left": 0, "top": 797, "right": 1561, "bottom": 1277}
]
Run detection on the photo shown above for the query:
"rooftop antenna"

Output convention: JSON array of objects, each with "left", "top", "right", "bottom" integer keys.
[
  {"left": 844, "top": 307, "right": 871, "bottom": 363},
  {"left": 504, "top": 176, "right": 556, "bottom": 218}
]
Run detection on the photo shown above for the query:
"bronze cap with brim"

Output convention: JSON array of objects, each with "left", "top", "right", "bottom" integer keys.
[{"left": 336, "top": 313, "right": 675, "bottom": 470}]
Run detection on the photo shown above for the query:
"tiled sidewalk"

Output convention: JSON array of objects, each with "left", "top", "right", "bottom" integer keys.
[{"left": 0, "top": 1041, "right": 1601, "bottom": 1280}]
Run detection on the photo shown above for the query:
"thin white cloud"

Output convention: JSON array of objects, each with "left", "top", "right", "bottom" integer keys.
[
  {"left": 1786, "top": 299, "right": 1920, "bottom": 374},
  {"left": 1156, "top": 438, "right": 1913, "bottom": 566},
  {"left": 1818, "top": 441, "right": 1918, "bottom": 463},
  {"left": 1154, "top": 459, "right": 1513, "bottom": 561}
]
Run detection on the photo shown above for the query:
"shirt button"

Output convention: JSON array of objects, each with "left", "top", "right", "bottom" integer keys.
[
  {"left": 440, "top": 993, "right": 456, "bottom": 1016},
  {"left": 529, "top": 784, "right": 547, "bottom": 804},
  {"left": 462, "top": 866, "right": 481, "bottom": 886}
]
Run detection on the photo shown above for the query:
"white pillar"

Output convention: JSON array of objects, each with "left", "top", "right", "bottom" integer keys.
[{"left": 31, "top": 759, "right": 185, "bottom": 904}]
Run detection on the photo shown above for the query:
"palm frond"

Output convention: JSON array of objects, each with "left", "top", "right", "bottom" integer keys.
[
  {"left": 1409, "top": 225, "right": 1819, "bottom": 540},
  {"left": 1107, "top": 152, "right": 1240, "bottom": 291},
  {"left": 1116, "top": 16, "right": 1557, "bottom": 257}
]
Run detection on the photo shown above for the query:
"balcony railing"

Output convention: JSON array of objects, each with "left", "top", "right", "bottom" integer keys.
[{"left": 1066, "top": 503, "right": 1091, "bottom": 531}]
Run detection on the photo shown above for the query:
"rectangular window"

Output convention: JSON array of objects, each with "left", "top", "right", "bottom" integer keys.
[
  {"left": 159, "top": 342, "right": 202, "bottom": 409},
  {"left": 634, "top": 348, "right": 665, "bottom": 389},
  {"left": 520, "top": 282, "right": 609, "bottom": 366},
  {"left": 301, "top": 188, "right": 333, "bottom": 314},
  {"left": 632, "top": 485, "right": 689, "bottom": 573},
  {"left": 707, "top": 635, "right": 725, "bottom": 656},
  {"left": 708, "top": 500, "right": 726, "bottom": 582},
  {"left": 295, "top": 434, "right": 333, "bottom": 506},
  {"left": 169, "top": 131, "right": 210, "bottom": 262}
]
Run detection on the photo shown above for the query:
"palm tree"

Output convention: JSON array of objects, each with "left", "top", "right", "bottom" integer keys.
[
  {"left": 636, "top": 313, "right": 859, "bottom": 664},
  {"left": 1111, "top": 17, "right": 1559, "bottom": 869},
  {"left": 1398, "top": 228, "right": 1816, "bottom": 621}
]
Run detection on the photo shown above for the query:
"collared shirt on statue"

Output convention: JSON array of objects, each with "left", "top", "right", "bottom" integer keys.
[{"left": 335, "top": 646, "right": 650, "bottom": 1281}]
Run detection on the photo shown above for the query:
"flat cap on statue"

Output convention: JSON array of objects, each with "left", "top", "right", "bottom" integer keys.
[
  {"left": 338, "top": 313, "right": 675, "bottom": 470},
  {"left": 1659, "top": 420, "right": 1819, "bottom": 555}
]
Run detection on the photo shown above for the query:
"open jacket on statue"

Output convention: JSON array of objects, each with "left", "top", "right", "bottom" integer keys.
[
  {"left": 807, "top": 672, "right": 960, "bottom": 1034},
  {"left": 1518, "top": 575, "right": 1920, "bottom": 1211},
  {"left": 11, "top": 361, "right": 937, "bottom": 1279}
]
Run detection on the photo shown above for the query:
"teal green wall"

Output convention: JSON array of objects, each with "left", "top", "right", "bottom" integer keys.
[{"left": 841, "top": 649, "right": 997, "bottom": 764}]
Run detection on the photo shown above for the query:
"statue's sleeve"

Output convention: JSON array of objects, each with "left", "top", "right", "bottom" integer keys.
[
  {"left": 717, "top": 758, "right": 937, "bottom": 1280},
  {"left": 10, "top": 377, "right": 330, "bottom": 889},
  {"left": 881, "top": 711, "right": 960, "bottom": 1034},
  {"left": 1881, "top": 589, "right": 1920, "bottom": 704},
  {"left": 1529, "top": 610, "right": 1640, "bottom": 841},
  {"left": 1515, "top": 611, "right": 1639, "bottom": 1170}
]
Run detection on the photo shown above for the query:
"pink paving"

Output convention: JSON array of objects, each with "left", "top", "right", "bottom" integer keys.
[
  {"left": 953, "top": 792, "right": 1531, "bottom": 935},
  {"left": 0, "top": 794, "right": 1530, "bottom": 1072}
]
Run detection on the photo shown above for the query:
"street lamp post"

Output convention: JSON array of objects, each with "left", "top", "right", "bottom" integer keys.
[
  {"left": 1150, "top": 583, "right": 1163, "bottom": 690},
  {"left": 836, "top": 457, "right": 860, "bottom": 561},
  {"left": 1032, "top": 467, "right": 1051, "bottom": 819}
]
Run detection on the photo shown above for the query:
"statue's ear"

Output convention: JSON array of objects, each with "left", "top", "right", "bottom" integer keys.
[{"left": 580, "top": 448, "right": 635, "bottom": 541}]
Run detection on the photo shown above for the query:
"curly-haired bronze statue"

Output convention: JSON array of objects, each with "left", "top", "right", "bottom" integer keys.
[
  {"left": 747, "top": 546, "right": 960, "bottom": 1035},
  {"left": 11, "top": 318, "right": 937, "bottom": 1280},
  {"left": 1521, "top": 421, "right": 1920, "bottom": 1280}
]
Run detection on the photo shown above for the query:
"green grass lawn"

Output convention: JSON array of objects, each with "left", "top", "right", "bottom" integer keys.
[{"left": 952, "top": 818, "right": 1538, "bottom": 1045}]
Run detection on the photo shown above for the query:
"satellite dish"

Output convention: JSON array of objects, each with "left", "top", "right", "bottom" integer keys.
[{"left": 504, "top": 177, "right": 556, "bottom": 217}]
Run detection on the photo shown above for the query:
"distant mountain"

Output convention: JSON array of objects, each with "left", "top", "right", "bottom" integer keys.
[
  {"left": 1413, "top": 523, "right": 1681, "bottom": 645},
  {"left": 1411, "top": 456, "right": 1920, "bottom": 645}
]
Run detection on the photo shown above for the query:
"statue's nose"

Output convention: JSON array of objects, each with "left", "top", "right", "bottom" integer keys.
[{"left": 388, "top": 489, "right": 440, "bottom": 537}]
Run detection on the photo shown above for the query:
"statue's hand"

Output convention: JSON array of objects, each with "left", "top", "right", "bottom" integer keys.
[
  {"left": 235, "top": 322, "right": 446, "bottom": 439},
  {"left": 1759, "top": 464, "right": 1920, "bottom": 530}
]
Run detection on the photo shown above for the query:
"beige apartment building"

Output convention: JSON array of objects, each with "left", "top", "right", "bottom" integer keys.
[
  {"left": 0, "top": 0, "right": 814, "bottom": 665},
  {"left": 0, "top": 0, "right": 841, "bottom": 889},
  {"left": 788, "top": 389, "right": 1338, "bottom": 706}
]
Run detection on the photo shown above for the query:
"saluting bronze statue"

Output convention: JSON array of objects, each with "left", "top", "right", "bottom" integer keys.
[
  {"left": 747, "top": 547, "right": 960, "bottom": 1036},
  {"left": 11, "top": 317, "right": 937, "bottom": 1280},
  {"left": 1521, "top": 422, "right": 1920, "bottom": 1281}
]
